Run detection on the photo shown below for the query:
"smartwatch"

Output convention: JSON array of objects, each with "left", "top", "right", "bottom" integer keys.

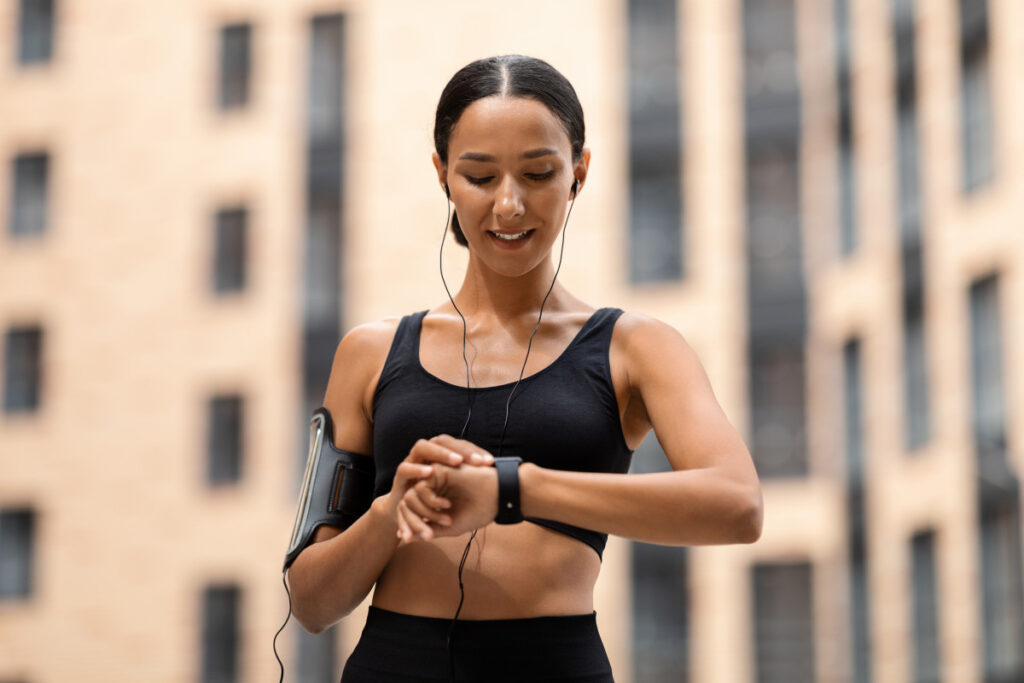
[{"left": 493, "top": 456, "right": 524, "bottom": 525}]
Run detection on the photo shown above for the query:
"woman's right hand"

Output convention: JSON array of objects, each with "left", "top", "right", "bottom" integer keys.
[{"left": 388, "top": 435, "right": 494, "bottom": 543}]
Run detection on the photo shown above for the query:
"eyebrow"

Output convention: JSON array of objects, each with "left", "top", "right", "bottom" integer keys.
[{"left": 457, "top": 148, "right": 558, "bottom": 162}]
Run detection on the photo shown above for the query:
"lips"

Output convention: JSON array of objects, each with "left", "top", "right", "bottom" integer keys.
[
  {"left": 488, "top": 230, "right": 533, "bottom": 241},
  {"left": 486, "top": 229, "right": 536, "bottom": 249}
]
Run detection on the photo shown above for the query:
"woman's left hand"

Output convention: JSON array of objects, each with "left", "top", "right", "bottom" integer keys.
[{"left": 396, "top": 437, "right": 499, "bottom": 543}]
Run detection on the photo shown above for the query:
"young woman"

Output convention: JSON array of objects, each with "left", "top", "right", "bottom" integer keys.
[{"left": 285, "top": 55, "right": 763, "bottom": 682}]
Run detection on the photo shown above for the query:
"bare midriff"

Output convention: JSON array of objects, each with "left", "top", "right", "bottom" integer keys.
[{"left": 371, "top": 522, "right": 601, "bottom": 619}]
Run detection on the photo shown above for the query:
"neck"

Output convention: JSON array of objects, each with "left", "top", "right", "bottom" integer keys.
[{"left": 451, "top": 253, "right": 567, "bottom": 323}]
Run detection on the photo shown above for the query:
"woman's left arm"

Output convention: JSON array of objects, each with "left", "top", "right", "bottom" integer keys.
[
  {"left": 398, "top": 315, "right": 763, "bottom": 546},
  {"left": 519, "top": 314, "right": 762, "bottom": 546}
]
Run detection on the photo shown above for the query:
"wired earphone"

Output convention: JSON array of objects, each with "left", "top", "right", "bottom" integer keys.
[
  {"left": 272, "top": 176, "right": 580, "bottom": 683},
  {"left": 438, "top": 176, "right": 578, "bottom": 682}
]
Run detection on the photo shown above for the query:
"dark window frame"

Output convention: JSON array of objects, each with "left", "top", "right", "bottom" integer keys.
[
  {"left": 217, "top": 22, "right": 252, "bottom": 111},
  {"left": 9, "top": 152, "right": 50, "bottom": 238},
  {"left": 4, "top": 326, "right": 43, "bottom": 414},
  {"left": 0, "top": 508, "right": 36, "bottom": 600},
  {"left": 201, "top": 583, "right": 241, "bottom": 683},
  {"left": 207, "top": 394, "right": 243, "bottom": 486},
  {"left": 17, "top": 0, "right": 55, "bottom": 65},
  {"left": 626, "top": 0, "right": 684, "bottom": 284},
  {"left": 213, "top": 206, "right": 248, "bottom": 294}
]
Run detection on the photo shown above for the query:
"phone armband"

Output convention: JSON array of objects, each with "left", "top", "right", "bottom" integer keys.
[{"left": 283, "top": 407, "right": 375, "bottom": 570}]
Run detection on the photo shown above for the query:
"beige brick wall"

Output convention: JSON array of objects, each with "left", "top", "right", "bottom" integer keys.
[{"left": 1, "top": 1, "right": 1022, "bottom": 682}]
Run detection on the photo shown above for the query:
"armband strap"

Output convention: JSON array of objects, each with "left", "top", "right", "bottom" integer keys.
[
  {"left": 283, "top": 407, "right": 375, "bottom": 570},
  {"left": 493, "top": 456, "right": 524, "bottom": 525}
]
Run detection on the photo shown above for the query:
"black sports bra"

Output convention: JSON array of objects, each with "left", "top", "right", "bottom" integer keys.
[{"left": 371, "top": 308, "right": 634, "bottom": 558}]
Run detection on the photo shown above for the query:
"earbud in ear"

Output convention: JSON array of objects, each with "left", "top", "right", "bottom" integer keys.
[
  {"left": 444, "top": 183, "right": 451, "bottom": 199},
  {"left": 571, "top": 179, "right": 580, "bottom": 198}
]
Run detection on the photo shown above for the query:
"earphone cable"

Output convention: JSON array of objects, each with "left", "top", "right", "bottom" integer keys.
[
  {"left": 438, "top": 196, "right": 474, "bottom": 438},
  {"left": 443, "top": 184, "right": 577, "bottom": 682},
  {"left": 496, "top": 190, "right": 576, "bottom": 456},
  {"left": 272, "top": 570, "right": 292, "bottom": 683}
]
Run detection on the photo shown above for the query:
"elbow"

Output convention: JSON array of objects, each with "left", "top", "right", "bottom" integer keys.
[
  {"left": 289, "top": 585, "right": 343, "bottom": 636},
  {"left": 285, "top": 563, "right": 349, "bottom": 636},
  {"left": 733, "top": 486, "right": 764, "bottom": 544}
]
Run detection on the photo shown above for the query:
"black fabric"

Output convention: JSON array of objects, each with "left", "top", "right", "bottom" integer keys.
[
  {"left": 371, "top": 308, "right": 634, "bottom": 558},
  {"left": 340, "top": 606, "right": 614, "bottom": 682}
]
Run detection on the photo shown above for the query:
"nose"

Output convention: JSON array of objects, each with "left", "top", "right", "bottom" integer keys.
[{"left": 493, "top": 176, "right": 525, "bottom": 221}]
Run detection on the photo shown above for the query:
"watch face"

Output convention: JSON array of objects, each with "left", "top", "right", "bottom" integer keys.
[{"left": 287, "top": 413, "right": 326, "bottom": 556}]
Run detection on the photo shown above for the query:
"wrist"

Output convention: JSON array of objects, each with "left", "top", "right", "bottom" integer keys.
[
  {"left": 370, "top": 495, "right": 398, "bottom": 535},
  {"left": 518, "top": 462, "right": 541, "bottom": 518}
]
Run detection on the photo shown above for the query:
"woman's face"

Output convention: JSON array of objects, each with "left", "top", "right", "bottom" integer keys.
[{"left": 434, "top": 96, "right": 588, "bottom": 278}]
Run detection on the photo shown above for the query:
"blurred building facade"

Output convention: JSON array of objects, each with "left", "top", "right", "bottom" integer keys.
[{"left": 1, "top": 0, "right": 1021, "bottom": 682}]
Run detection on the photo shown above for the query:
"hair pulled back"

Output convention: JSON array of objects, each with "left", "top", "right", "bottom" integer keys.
[{"left": 434, "top": 55, "right": 586, "bottom": 246}]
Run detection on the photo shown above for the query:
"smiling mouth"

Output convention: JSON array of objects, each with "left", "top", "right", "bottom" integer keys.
[{"left": 488, "top": 230, "right": 534, "bottom": 241}]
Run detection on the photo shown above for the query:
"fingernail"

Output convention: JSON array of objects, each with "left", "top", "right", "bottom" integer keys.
[
  {"left": 420, "top": 530, "right": 430, "bottom": 540},
  {"left": 449, "top": 451, "right": 462, "bottom": 464},
  {"left": 440, "top": 516, "right": 452, "bottom": 526}
]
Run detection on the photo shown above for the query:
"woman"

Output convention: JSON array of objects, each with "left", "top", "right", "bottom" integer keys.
[{"left": 285, "top": 55, "right": 763, "bottom": 682}]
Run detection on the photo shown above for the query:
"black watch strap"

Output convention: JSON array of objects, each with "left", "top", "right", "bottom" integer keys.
[{"left": 493, "top": 456, "right": 524, "bottom": 524}]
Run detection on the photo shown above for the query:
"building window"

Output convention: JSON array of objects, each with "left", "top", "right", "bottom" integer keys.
[
  {"left": 632, "top": 437, "right": 690, "bottom": 682},
  {"left": 834, "top": 0, "right": 857, "bottom": 255},
  {"left": 201, "top": 584, "right": 241, "bottom": 683},
  {"left": 891, "top": 0, "right": 931, "bottom": 450},
  {"left": 213, "top": 207, "right": 247, "bottom": 293},
  {"left": 960, "top": 0, "right": 994, "bottom": 191},
  {"left": 843, "top": 339, "right": 871, "bottom": 683},
  {"left": 4, "top": 327, "right": 43, "bottom": 414},
  {"left": 301, "top": 14, "right": 346, "bottom": 482},
  {"left": 0, "top": 508, "right": 35, "bottom": 600},
  {"left": 9, "top": 153, "right": 50, "bottom": 237},
  {"left": 744, "top": 0, "right": 807, "bottom": 478},
  {"left": 17, "top": 0, "right": 54, "bottom": 65},
  {"left": 969, "top": 275, "right": 1024, "bottom": 680},
  {"left": 627, "top": 0, "right": 683, "bottom": 283},
  {"left": 910, "top": 530, "right": 941, "bottom": 683},
  {"left": 295, "top": 627, "right": 338, "bottom": 683},
  {"left": 752, "top": 562, "right": 815, "bottom": 682},
  {"left": 208, "top": 395, "right": 243, "bottom": 485},
  {"left": 218, "top": 23, "right": 251, "bottom": 110}
]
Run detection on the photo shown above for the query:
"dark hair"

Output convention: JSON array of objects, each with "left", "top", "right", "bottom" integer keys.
[{"left": 434, "top": 55, "right": 586, "bottom": 246}]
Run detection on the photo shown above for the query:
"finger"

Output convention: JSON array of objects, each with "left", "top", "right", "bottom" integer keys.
[
  {"left": 395, "top": 462, "right": 432, "bottom": 489},
  {"left": 429, "top": 435, "right": 494, "bottom": 466},
  {"left": 395, "top": 500, "right": 413, "bottom": 543},
  {"left": 408, "top": 439, "right": 464, "bottom": 467},
  {"left": 412, "top": 480, "right": 451, "bottom": 512},
  {"left": 400, "top": 499, "right": 435, "bottom": 541},
  {"left": 404, "top": 487, "right": 452, "bottom": 527}
]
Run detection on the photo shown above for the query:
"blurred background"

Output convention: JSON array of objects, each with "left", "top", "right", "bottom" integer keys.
[{"left": 1, "top": 0, "right": 1021, "bottom": 681}]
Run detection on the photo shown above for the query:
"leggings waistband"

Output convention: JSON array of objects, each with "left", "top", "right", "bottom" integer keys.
[{"left": 341, "top": 606, "right": 614, "bottom": 682}]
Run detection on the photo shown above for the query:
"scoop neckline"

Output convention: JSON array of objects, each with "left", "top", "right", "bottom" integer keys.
[{"left": 413, "top": 308, "right": 607, "bottom": 391}]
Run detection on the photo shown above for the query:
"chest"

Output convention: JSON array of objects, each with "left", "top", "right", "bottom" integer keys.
[{"left": 371, "top": 359, "right": 632, "bottom": 496}]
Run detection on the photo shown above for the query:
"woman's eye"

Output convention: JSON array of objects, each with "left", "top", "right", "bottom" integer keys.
[
  {"left": 526, "top": 171, "right": 554, "bottom": 181},
  {"left": 466, "top": 175, "right": 494, "bottom": 186}
]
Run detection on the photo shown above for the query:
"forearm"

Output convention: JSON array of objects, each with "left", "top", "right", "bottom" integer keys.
[
  {"left": 519, "top": 463, "right": 762, "bottom": 546},
  {"left": 285, "top": 495, "right": 399, "bottom": 633}
]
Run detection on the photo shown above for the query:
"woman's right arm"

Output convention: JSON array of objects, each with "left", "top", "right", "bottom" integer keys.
[
  {"left": 284, "top": 320, "right": 397, "bottom": 633},
  {"left": 285, "top": 320, "right": 486, "bottom": 633}
]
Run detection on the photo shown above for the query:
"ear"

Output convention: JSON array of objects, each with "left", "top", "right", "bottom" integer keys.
[
  {"left": 431, "top": 153, "right": 448, "bottom": 194},
  {"left": 571, "top": 148, "right": 591, "bottom": 198}
]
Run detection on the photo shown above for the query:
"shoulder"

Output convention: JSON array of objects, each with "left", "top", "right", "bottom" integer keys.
[
  {"left": 611, "top": 310, "right": 689, "bottom": 354},
  {"left": 334, "top": 316, "right": 405, "bottom": 366},
  {"left": 610, "top": 310, "right": 703, "bottom": 384},
  {"left": 324, "top": 315, "right": 406, "bottom": 406}
]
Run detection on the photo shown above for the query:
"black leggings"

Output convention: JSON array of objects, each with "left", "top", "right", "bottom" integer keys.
[{"left": 340, "top": 606, "right": 615, "bottom": 682}]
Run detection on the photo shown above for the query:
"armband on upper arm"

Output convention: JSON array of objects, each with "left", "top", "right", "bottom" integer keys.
[{"left": 283, "top": 407, "right": 375, "bottom": 570}]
